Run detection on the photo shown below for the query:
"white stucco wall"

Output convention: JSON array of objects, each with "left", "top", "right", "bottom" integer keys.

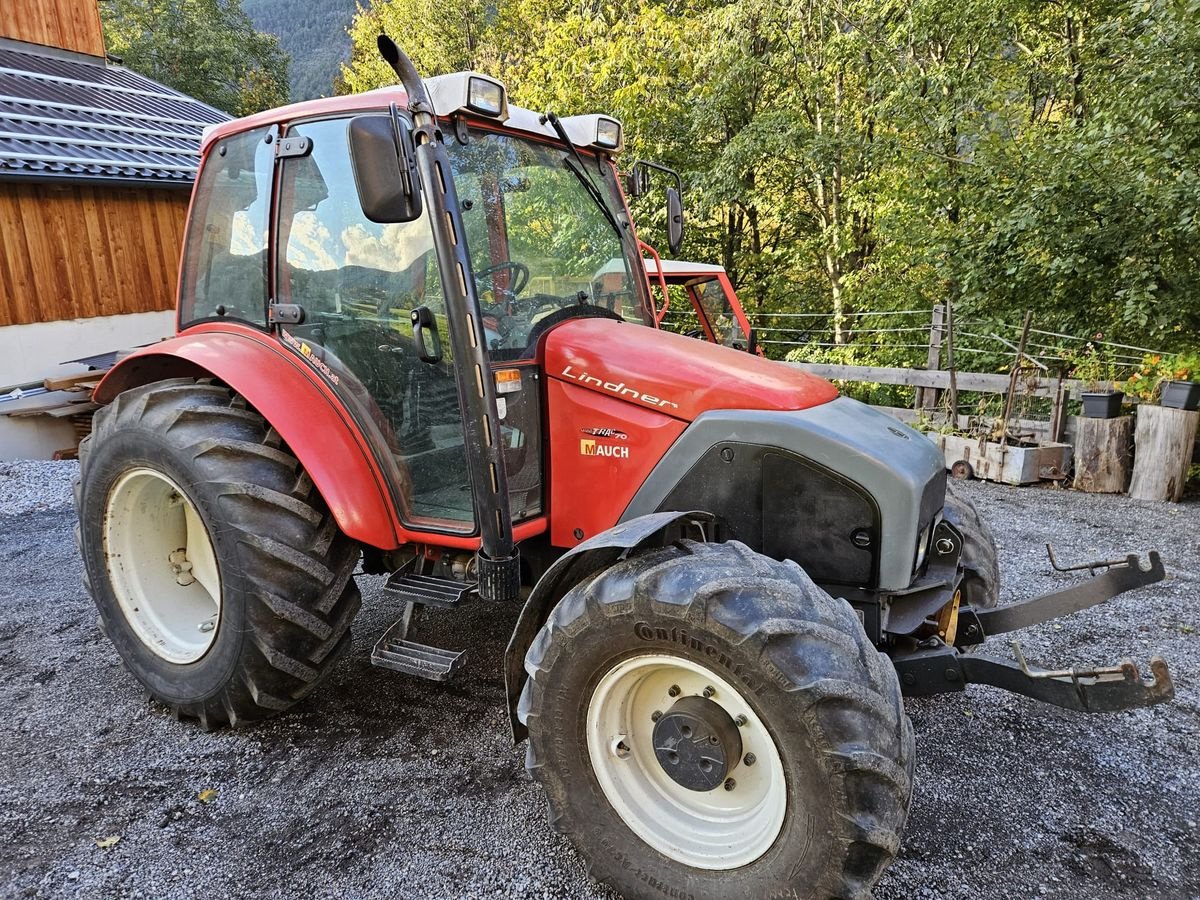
[{"left": 0, "top": 310, "right": 175, "bottom": 460}]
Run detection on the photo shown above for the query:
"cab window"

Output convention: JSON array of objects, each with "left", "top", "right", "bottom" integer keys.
[{"left": 178, "top": 126, "right": 273, "bottom": 328}]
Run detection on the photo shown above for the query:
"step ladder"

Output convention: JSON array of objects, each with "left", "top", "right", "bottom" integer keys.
[
  {"left": 370, "top": 571, "right": 476, "bottom": 681},
  {"left": 381, "top": 571, "right": 476, "bottom": 608}
]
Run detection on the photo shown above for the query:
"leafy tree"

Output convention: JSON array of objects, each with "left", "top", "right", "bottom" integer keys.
[
  {"left": 102, "top": 0, "right": 290, "bottom": 115},
  {"left": 336, "top": 0, "right": 1200, "bottom": 358}
]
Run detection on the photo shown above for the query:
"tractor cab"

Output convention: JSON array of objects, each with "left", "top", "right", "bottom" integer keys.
[{"left": 642, "top": 258, "right": 755, "bottom": 351}]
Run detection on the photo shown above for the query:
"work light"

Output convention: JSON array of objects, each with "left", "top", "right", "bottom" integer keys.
[
  {"left": 560, "top": 114, "right": 625, "bottom": 153},
  {"left": 424, "top": 72, "right": 510, "bottom": 121},
  {"left": 595, "top": 117, "right": 622, "bottom": 150},
  {"left": 467, "top": 76, "right": 505, "bottom": 117}
]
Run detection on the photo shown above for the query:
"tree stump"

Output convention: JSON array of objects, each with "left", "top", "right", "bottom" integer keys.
[
  {"left": 1071, "top": 415, "right": 1133, "bottom": 493},
  {"left": 1129, "top": 406, "right": 1200, "bottom": 502}
]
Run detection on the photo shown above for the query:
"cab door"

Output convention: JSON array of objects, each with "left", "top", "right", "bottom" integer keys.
[{"left": 272, "top": 115, "right": 477, "bottom": 533}]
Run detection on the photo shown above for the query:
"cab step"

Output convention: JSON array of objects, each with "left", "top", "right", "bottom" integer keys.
[
  {"left": 371, "top": 615, "right": 466, "bottom": 681},
  {"left": 382, "top": 572, "right": 476, "bottom": 609}
]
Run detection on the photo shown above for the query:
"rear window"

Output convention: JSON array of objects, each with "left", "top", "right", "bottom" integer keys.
[{"left": 178, "top": 126, "right": 274, "bottom": 329}]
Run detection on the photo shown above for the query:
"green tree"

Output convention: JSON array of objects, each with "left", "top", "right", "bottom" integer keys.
[{"left": 102, "top": 0, "right": 290, "bottom": 115}]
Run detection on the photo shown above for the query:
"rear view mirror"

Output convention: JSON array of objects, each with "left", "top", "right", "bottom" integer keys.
[
  {"left": 667, "top": 187, "right": 683, "bottom": 255},
  {"left": 349, "top": 109, "right": 422, "bottom": 223}
]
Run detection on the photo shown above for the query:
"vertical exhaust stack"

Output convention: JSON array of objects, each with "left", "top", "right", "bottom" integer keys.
[{"left": 377, "top": 35, "right": 520, "bottom": 602}]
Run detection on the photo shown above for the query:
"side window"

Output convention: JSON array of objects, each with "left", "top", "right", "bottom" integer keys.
[{"left": 179, "top": 127, "right": 273, "bottom": 328}]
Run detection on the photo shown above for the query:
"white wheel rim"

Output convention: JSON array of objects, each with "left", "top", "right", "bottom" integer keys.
[
  {"left": 586, "top": 653, "right": 787, "bottom": 870},
  {"left": 103, "top": 467, "right": 222, "bottom": 664}
]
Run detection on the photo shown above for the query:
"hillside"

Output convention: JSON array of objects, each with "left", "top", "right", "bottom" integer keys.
[{"left": 242, "top": 0, "right": 359, "bottom": 101}]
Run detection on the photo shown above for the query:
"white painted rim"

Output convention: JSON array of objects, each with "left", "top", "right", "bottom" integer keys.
[
  {"left": 586, "top": 653, "right": 787, "bottom": 870},
  {"left": 103, "top": 467, "right": 222, "bottom": 664}
]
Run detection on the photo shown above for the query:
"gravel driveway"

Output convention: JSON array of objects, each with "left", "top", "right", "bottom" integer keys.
[{"left": 1, "top": 460, "right": 1197, "bottom": 899}]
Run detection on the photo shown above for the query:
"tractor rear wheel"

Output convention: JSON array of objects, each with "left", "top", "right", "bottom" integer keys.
[
  {"left": 76, "top": 378, "right": 361, "bottom": 728},
  {"left": 943, "top": 482, "right": 1000, "bottom": 609},
  {"left": 519, "top": 540, "right": 914, "bottom": 900}
]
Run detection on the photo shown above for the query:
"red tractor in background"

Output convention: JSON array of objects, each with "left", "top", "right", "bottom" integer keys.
[{"left": 76, "top": 37, "right": 1173, "bottom": 900}]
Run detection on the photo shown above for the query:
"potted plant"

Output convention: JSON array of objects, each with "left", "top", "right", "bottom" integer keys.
[
  {"left": 1069, "top": 343, "right": 1123, "bottom": 418},
  {"left": 1160, "top": 352, "right": 1200, "bottom": 411},
  {"left": 1120, "top": 352, "right": 1200, "bottom": 411}
]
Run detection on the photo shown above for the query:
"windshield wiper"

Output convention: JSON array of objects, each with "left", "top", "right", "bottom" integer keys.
[{"left": 541, "top": 111, "right": 627, "bottom": 244}]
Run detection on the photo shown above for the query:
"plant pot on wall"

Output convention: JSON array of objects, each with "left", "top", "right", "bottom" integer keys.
[
  {"left": 1160, "top": 380, "right": 1200, "bottom": 411},
  {"left": 1081, "top": 390, "right": 1124, "bottom": 419}
]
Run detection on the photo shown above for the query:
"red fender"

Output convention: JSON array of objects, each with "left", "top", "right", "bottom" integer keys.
[{"left": 95, "top": 324, "right": 402, "bottom": 549}]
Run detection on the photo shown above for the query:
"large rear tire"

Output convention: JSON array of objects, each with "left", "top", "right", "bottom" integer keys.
[
  {"left": 943, "top": 481, "right": 1000, "bottom": 609},
  {"left": 519, "top": 540, "right": 914, "bottom": 900},
  {"left": 76, "top": 378, "right": 361, "bottom": 728}
]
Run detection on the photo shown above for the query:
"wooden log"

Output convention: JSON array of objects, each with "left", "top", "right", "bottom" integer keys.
[
  {"left": 1071, "top": 415, "right": 1133, "bottom": 493},
  {"left": 1129, "top": 406, "right": 1200, "bottom": 502}
]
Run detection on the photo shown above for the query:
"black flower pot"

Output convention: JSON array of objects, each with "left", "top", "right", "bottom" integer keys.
[
  {"left": 1161, "top": 380, "right": 1200, "bottom": 411},
  {"left": 1081, "top": 390, "right": 1124, "bottom": 419}
]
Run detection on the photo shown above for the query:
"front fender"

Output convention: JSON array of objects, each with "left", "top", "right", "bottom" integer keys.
[
  {"left": 95, "top": 325, "right": 402, "bottom": 549},
  {"left": 503, "top": 510, "right": 716, "bottom": 743}
]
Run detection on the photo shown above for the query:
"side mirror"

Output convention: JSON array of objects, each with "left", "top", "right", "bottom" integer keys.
[
  {"left": 349, "top": 108, "right": 422, "bottom": 223},
  {"left": 411, "top": 305, "right": 443, "bottom": 363},
  {"left": 747, "top": 327, "right": 758, "bottom": 355},
  {"left": 666, "top": 186, "right": 684, "bottom": 255}
]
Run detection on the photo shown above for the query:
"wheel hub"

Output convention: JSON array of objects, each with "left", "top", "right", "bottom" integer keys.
[{"left": 652, "top": 694, "right": 742, "bottom": 791}]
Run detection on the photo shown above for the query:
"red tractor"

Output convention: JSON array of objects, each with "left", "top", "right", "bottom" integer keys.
[{"left": 76, "top": 38, "right": 1173, "bottom": 899}]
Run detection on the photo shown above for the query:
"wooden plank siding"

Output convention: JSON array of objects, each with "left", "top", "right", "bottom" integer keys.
[
  {"left": 0, "top": 182, "right": 188, "bottom": 326},
  {"left": 2, "top": 0, "right": 106, "bottom": 58}
]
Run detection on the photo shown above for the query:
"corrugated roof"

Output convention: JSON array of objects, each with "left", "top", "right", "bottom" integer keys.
[{"left": 0, "top": 40, "right": 231, "bottom": 188}]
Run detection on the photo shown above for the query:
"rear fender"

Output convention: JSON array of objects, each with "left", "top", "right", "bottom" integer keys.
[
  {"left": 503, "top": 510, "right": 716, "bottom": 743},
  {"left": 95, "top": 326, "right": 401, "bottom": 548}
]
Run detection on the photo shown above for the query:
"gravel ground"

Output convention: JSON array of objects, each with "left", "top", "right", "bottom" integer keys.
[{"left": 0, "top": 469, "right": 1196, "bottom": 899}]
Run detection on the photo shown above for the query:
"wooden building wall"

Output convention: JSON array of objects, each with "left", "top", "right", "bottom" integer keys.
[
  {"left": 1, "top": 0, "right": 106, "bottom": 58},
  {"left": 0, "top": 182, "right": 189, "bottom": 326}
]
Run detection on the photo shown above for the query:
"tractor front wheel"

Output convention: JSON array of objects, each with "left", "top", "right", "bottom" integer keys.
[
  {"left": 76, "top": 378, "right": 361, "bottom": 728},
  {"left": 519, "top": 540, "right": 914, "bottom": 899},
  {"left": 943, "top": 481, "right": 1000, "bottom": 609}
]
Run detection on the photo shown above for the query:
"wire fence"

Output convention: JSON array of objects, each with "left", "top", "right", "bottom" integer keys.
[{"left": 749, "top": 304, "right": 1169, "bottom": 438}]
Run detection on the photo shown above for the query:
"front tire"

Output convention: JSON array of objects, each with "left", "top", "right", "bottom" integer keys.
[
  {"left": 76, "top": 378, "right": 361, "bottom": 728},
  {"left": 519, "top": 540, "right": 914, "bottom": 899},
  {"left": 943, "top": 481, "right": 1000, "bottom": 609}
]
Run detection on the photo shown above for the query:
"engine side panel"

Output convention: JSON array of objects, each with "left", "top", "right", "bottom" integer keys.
[
  {"left": 546, "top": 377, "right": 687, "bottom": 548},
  {"left": 621, "top": 398, "right": 947, "bottom": 591}
]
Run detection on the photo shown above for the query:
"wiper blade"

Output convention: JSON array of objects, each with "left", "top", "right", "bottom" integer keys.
[{"left": 542, "top": 111, "right": 626, "bottom": 241}]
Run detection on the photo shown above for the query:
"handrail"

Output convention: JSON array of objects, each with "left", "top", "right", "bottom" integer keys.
[{"left": 638, "top": 239, "right": 671, "bottom": 324}]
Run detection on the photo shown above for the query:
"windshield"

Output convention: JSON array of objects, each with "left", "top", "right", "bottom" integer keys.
[{"left": 445, "top": 128, "right": 652, "bottom": 358}]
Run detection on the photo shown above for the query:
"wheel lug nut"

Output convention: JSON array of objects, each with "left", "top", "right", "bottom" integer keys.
[
  {"left": 651, "top": 710, "right": 662, "bottom": 722},
  {"left": 744, "top": 753, "right": 756, "bottom": 766},
  {"left": 724, "top": 778, "right": 736, "bottom": 791},
  {"left": 668, "top": 685, "right": 681, "bottom": 697},
  {"left": 703, "top": 685, "right": 716, "bottom": 698},
  {"left": 734, "top": 714, "right": 748, "bottom": 727}
]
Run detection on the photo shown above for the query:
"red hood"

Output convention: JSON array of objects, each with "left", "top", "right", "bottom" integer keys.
[{"left": 542, "top": 318, "right": 839, "bottom": 421}]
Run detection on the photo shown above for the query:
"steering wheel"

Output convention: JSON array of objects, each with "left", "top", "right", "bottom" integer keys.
[{"left": 475, "top": 261, "right": 530, "bottom": 306}]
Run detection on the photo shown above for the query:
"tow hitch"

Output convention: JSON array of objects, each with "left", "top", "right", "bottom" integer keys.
[{"left": 893, "top": 548, "right": 1175, "bottom": 712}]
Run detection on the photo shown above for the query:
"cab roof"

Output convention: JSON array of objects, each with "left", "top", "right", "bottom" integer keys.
[{"left": 202, "top": 74, "right": 619, "bottom": 156}]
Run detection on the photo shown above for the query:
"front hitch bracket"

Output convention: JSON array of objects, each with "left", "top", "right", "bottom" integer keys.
[
  {"left": 893, "top": 643, "right": 1175, "bottom": 712},
  {"left": 966, "top": 551, "right": 1165, "bottom": 640}
]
